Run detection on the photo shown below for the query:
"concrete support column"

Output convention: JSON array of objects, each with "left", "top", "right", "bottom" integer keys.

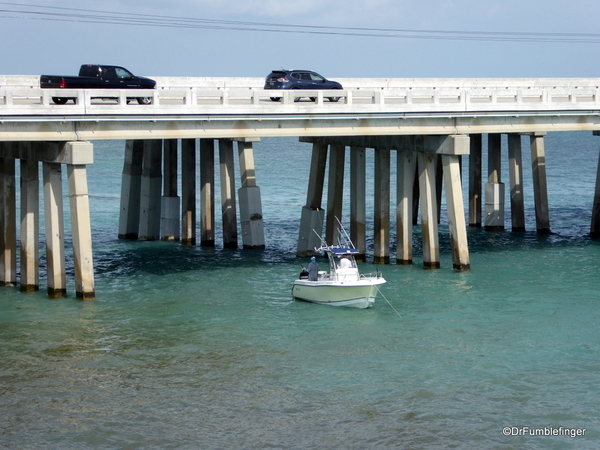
[
  {"left": 181, "top": 139, "right": 196, "bottom": 245},
  {"left": 297, "top": 143, "right": 327, "bottom": 257},
  {"left": 139, "top": 140, "right": 162, "bottom": 241},
  {"left": 20, "top": 158, "right": 40, "bottom": 292},
  {"left": 237, "top": 140, "right": 265, "bottom": 249},
  {"left": 161, "top": 139, "right": 180, "bottom": 241},
  {"left": 508, "top": 134, "right": 526, "bottom": 231},
  {"left": 67, "top": 163, "right": 95, "bottom": 300},
  {"left": 435, "top": 155, "right": 443, "bottom": 223},
  {"left": 219, "top": 139, "right": 238, "bottom": 249},
  {"left": 326, "top": 144, "right": 345, "bottom": 245},
  {"left": 442, "top": 155, "right": 470, "bottom": 271},
  {"left": 397, "top": 150, "right": 417, "bottom": 265},
  {"left": 118, "top": 140, "right": 143, "bottom": 239},
  {"left": 42, "top": 162, "right": 67, "bottom": 298},
  {"left": 418, "top": 152, "right": 440, "bottom": 269},
  {"left": 0, "top": 157, "right": 17, "bottom": 286},
  {"left": 374, "top": 148, "right": 390, "bottom": 264},
  {"left": 530, "top": 133, "right": 551, "bottom": 233},
  {"left": 200, "top": 139, "right": 215, "bottom": 247},
  {"left": 350, "top": 146, "right": 366, "bottom": 260},
  {"left": 469, "top": 134, "right": 483, "bottom": 227},
  {"left": 485, "top": 133, "right": 505, "bottom": 230}
]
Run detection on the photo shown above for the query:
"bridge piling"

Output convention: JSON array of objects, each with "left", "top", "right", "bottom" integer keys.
[
  {"left": 139, "top": 140, "right": 162, "bottom": 241},
  {"left": 0, "top": 157, "right": 17, "bottom": 286},
  {"left": 19, "top": 157, "right": 40, "bottom": 292},
  {"left": 67, "top": 160, "right": 95, "bottom": 300},
  {"left": 350, "top": 146, "right": 366, "bottom": 260},
  {"left": 508, "top": 134, "right": 526, "bottom": 231},
  {"left": 43, "top": 162, "right": 67, "bottom": 298},
  {"left": 468, "top": 134, "right": 483, "bottom": 227},
  {"left": 374, "top": 148, "right": 391, "bottom": 264},
  {"left": 326, "top": 144, "right": 345, "bottom": 246},
  {"left": 161, "top": 139, "right": 180, "bottom": 241},
  {"left": 200, "top": 139, "right": 215, "bottom": 247},
  {"left": 219, "top": 139, "right": 238, "bottom": 249},
  {"left": 396, "top": 149, "right": 417, "bottom": 265},
  {"left": 418, "top": 152, "right": 441, "bottom": 269},
  {"left": 530, "top": 133, "right": 550, "bottom": 233},
  {"left": 118, "top": 140, "right": 143, "bottom": 239},
  {"left": 296, "top": 143, "right": 327, "bottom": 257},
  {"left": 237, "top": 139, "right": 265, "bottom": 249},
  {"left": 181, "top": 138, "right": 196, "bottom": 245},
  {"left": 442, "top": 154, "right": 470, "bottom": 271},
  {"left": 485, "top": 133, "right": 505, "bottom": 231}
]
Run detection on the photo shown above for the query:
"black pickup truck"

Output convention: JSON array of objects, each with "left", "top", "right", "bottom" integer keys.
[{"left": 40, "top": 64, "right": 156, "bottom": 105}]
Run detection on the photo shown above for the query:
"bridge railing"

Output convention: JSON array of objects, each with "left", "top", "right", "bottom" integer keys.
[{"left": 1, "top": 85, "right": 600, "bottom": 116}]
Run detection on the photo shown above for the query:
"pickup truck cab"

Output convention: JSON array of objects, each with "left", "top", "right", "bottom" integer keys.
[{"left": 40, "top": 64, "right": 156, "bottom": 105}]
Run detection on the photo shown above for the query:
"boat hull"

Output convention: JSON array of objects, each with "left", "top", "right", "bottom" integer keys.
[{"left": 292, "top": 278, "right": 386, "bottom": 309}]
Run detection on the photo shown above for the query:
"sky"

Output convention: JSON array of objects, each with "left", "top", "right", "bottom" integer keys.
[{"left": 1, "top": 0, "right": 599, "bottom": 79}]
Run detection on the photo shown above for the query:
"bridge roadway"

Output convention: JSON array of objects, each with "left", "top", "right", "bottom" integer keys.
[
  {"left": 1, "top": 77, "right": 600, "bottom": 141},
  {"left": 2, "top": 76, "right": 600, "bottom": 300}
]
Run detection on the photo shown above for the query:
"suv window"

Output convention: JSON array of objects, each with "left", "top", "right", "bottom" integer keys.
[{"left": 267, "top": 71, "right": 287, "bottom": 80}]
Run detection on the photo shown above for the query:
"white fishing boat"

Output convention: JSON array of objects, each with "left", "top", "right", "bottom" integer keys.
[{"left": 292, "top": 244, "right": 386, "bottom": 309}]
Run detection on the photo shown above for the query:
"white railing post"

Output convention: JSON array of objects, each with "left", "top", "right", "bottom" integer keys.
[
  {"left": 220, "top": 89, "right": 228, "bottom": 105},
  {"left": 317, "top": 91, "right": 324, "bottom": 105},
  {"left": 345, "top": 90, "right": 353, "bottom": 105}
]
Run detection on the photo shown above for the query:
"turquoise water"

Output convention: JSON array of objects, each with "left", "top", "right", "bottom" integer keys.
[{"left": 1, "top": 133, "right": 600, "bottom": 449}]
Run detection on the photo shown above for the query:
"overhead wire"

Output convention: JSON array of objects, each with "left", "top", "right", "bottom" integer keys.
[{"left": 1, "top": 1, "right": 599, "bottom": 43}]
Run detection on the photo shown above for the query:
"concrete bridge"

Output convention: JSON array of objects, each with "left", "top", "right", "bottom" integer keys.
[{"left": 2, "top": 75, "right": 600, "bottom": 299}]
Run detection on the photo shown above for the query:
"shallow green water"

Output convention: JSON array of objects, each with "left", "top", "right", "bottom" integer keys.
[{"left": 1, "top": 133, "right": 600, "bottom": 449}]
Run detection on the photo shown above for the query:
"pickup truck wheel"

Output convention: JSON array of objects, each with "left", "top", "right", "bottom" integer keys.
[
  {"left": 137, "top": 97, "right": 153, "bottom": 105},
  {"left": 52, "top": 97, "right": 69, "bottom": 105}
]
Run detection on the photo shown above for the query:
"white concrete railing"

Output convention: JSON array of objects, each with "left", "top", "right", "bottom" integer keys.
[
  {"left": 1, "top": 76, "right": 600, "bottom": 117},
  {"left": 3, "top": 75, "right": 600, "bottom": 89}
]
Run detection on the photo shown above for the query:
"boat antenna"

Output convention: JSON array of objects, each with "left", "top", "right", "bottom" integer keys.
[{"left": 334, "top": 216, "right": 355, "bottom": 249}]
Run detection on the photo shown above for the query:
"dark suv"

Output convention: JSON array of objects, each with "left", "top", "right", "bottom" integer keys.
[{"left": 264, "top": 70, "right": 343, "bottom": 102}]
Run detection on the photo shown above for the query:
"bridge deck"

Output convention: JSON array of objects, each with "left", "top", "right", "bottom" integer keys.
[{"left": 1, "top": 77, "right": 600, "bottom": 141}]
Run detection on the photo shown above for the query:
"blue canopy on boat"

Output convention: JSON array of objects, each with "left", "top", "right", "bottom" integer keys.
[{"left": 328, "top": 248, "right": 360, "bottom": 255}]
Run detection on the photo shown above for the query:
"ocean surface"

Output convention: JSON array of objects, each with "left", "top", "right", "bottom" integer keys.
[{"left": 1, "top": 132, "right": 600, "bottom": 449}]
